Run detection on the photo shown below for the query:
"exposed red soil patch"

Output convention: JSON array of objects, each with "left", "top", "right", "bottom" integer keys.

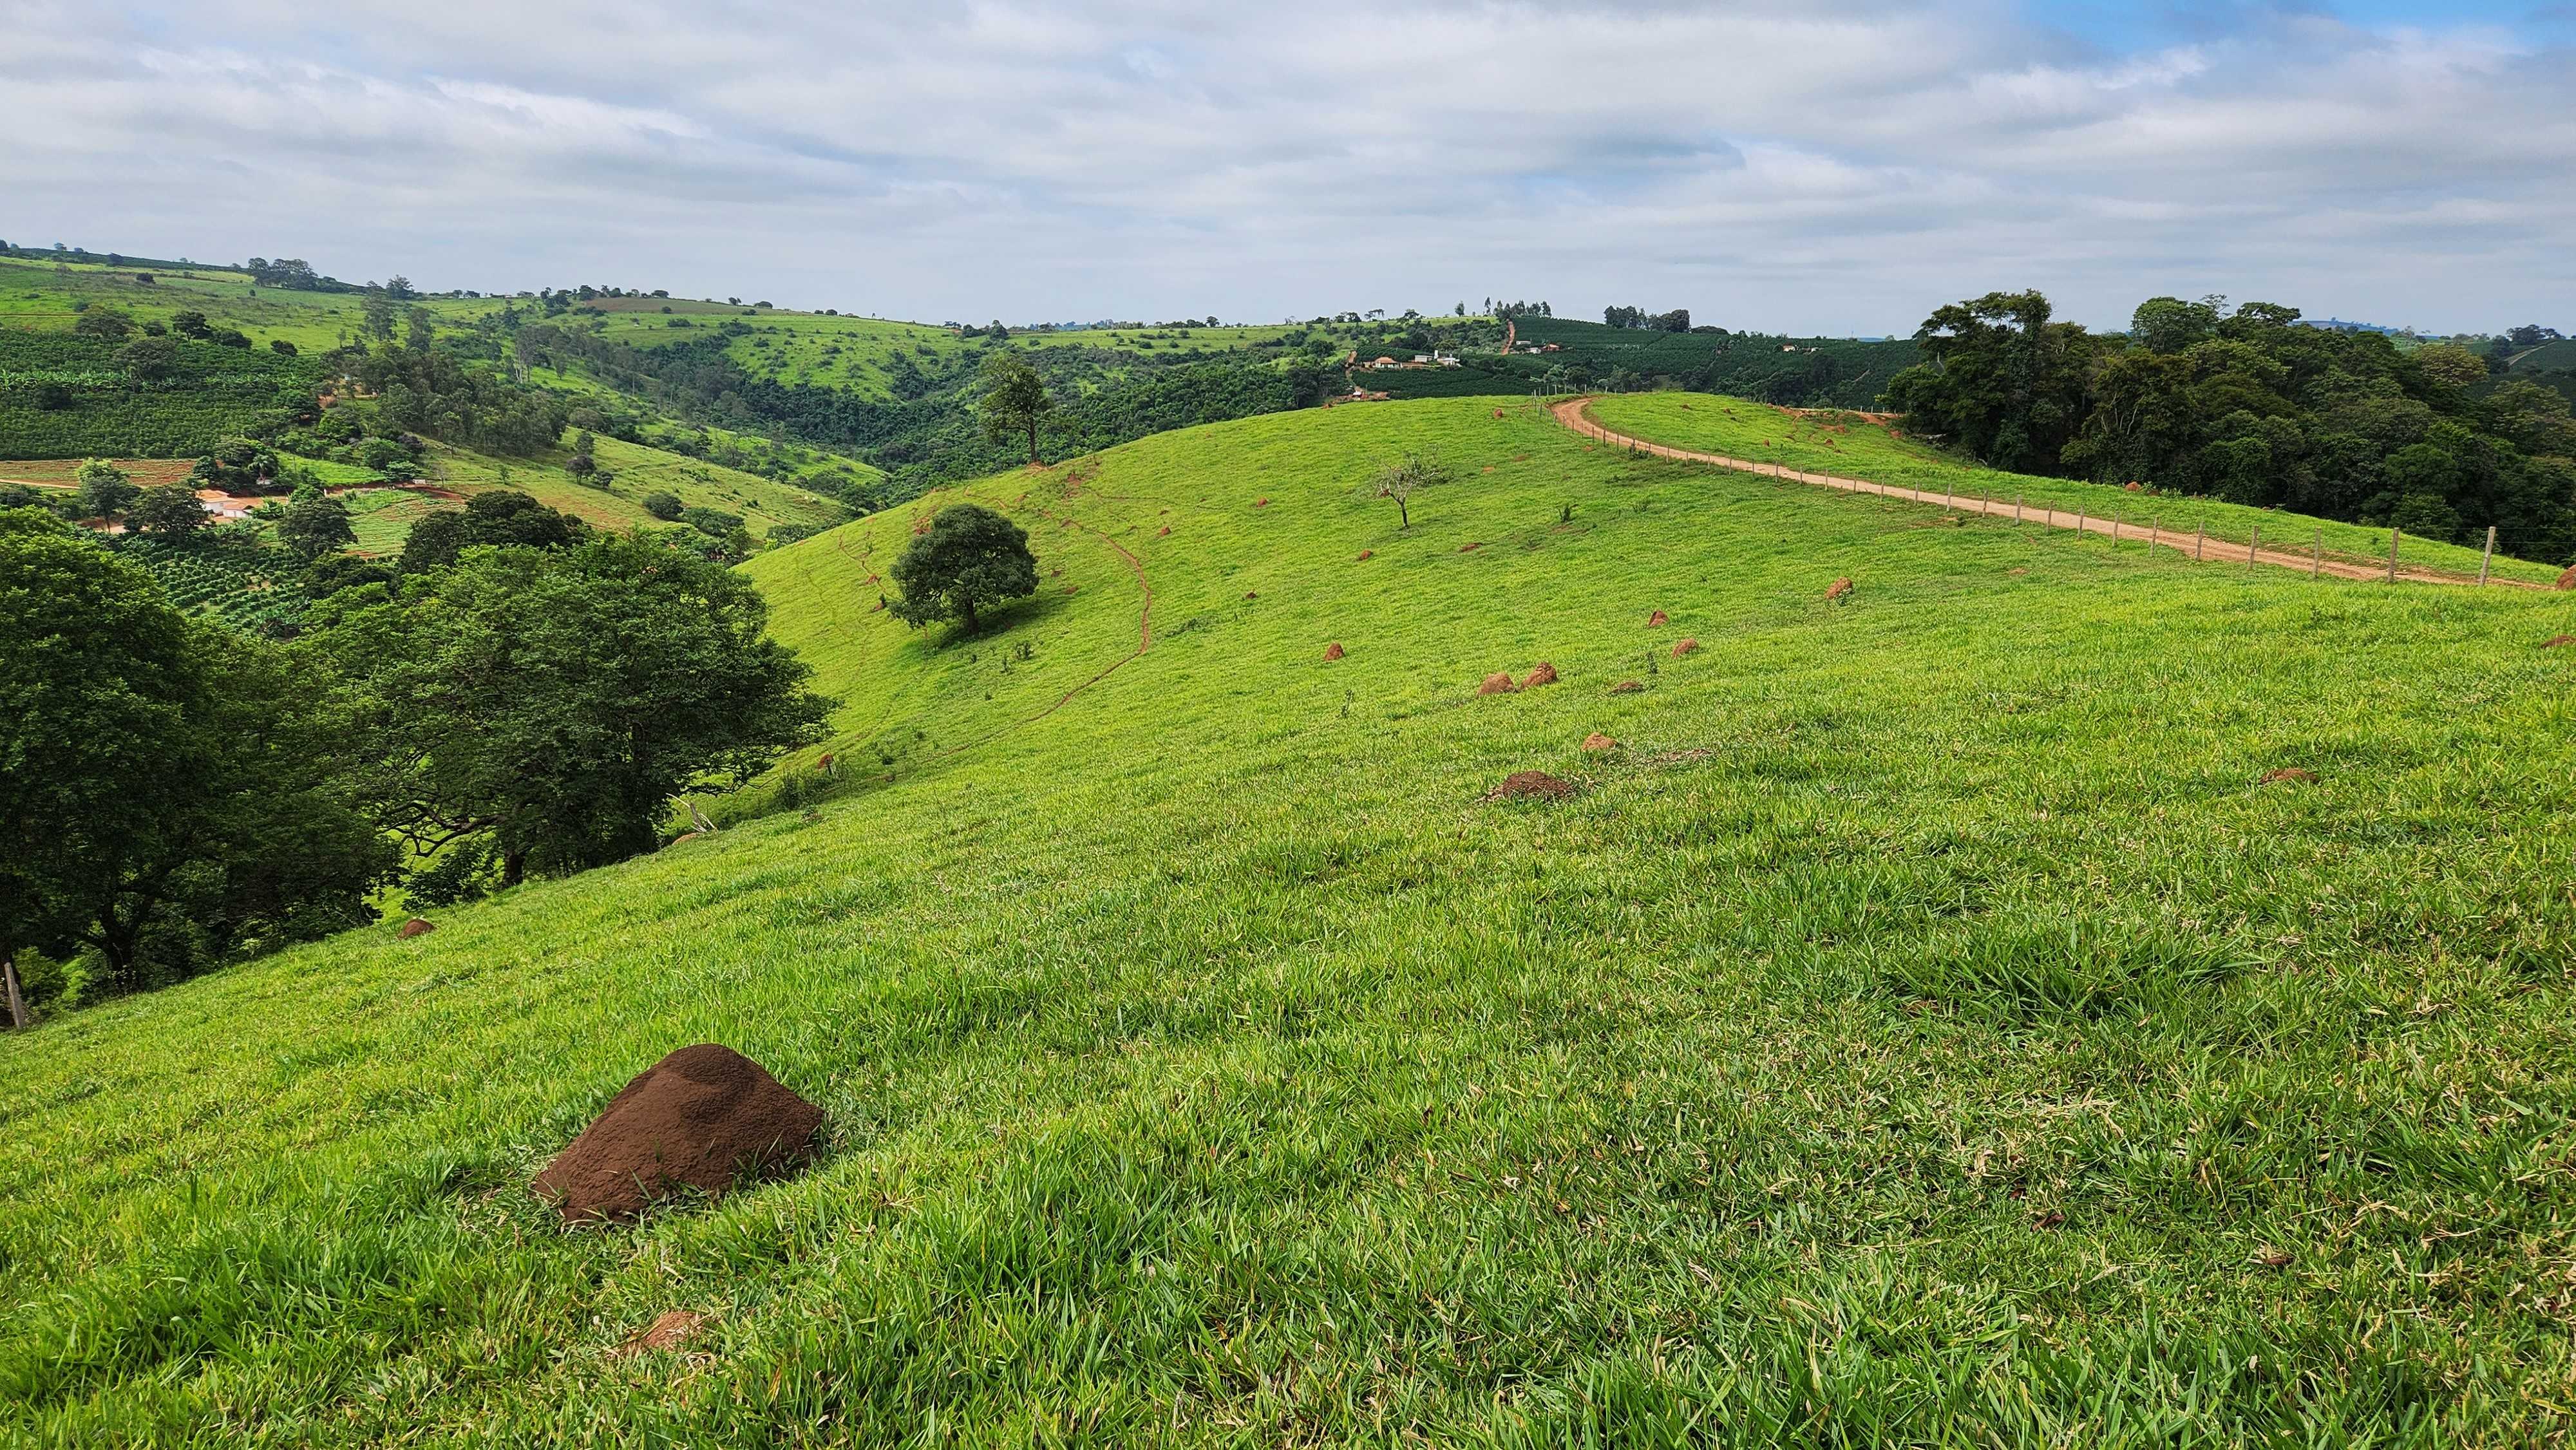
[
  {"left": 399, "top": 918, "right": 436, "bottom": 939},
  {"left": 1255, "top": 498, "right": 1270, "bottom": 508},
  {"left": 613, "top": 1310, "right": 708, "bottom": 1357},
  {"left": 1323, "top": 642, "right": 1345, "bottom": 661},
  {"left": 1582, "top": 733, "right": 1619, "bottom": 752},
  {"left": 1672, "top": 638, "right": 1700, "bottom": 657},
  {"left": 1484, "top": 770, "right": 1578, "bottom": 802},
  {"left": 1647, "top": 610, "right": 1667, "bottom": 626},
  {"left": 2544, "top": 635, "right": 2576, "bottom": 649},
  {"left": 1826, "top": 578, "right": 1853, "bottom": 601},
  {"left": 1159, "top": 525, "right": 1170, "bottom": 536},
  {"left": 2259, "top": 767, "right": 2318, "bottom": 785},
  {"left": 1478, "top": 672, "right": 1519, "bottom": 696},
  {"left": 1356, "top": 550, "right": 1373, "bottom": 561},
  {"left": 1521, "top": 663, "right": 1558, "bottom": 688},
  {"left": 1459, "top": 542, "right": 1483, "bottom": 552},
  {"left": 1609, "top": 680, "right": 1645, "bottom": 694},
  {"left": 533, "top": 1044, "right": 823, "bottom": 1223},
  {"left": 1244, "top": 590, "right": 1258, "bottom": 599}
]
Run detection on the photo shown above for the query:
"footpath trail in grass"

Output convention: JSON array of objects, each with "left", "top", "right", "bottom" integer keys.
[
  {"left": 12, "top": 397, "right": 2576, "bottom": 1444},
  {"left": 1575, "top": 393, "right": 2559, "bottom": 587}
]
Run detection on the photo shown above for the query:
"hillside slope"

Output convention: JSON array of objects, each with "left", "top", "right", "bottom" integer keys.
[{"left": 8, "top": 398, "right": 2576, "bottom": 1443}]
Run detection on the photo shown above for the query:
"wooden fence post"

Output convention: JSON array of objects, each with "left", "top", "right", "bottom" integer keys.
[
  {"left": 2195, "top": 520, "right": 2205, "bottom": 560},
  {"left": 2112, "top": 513, "right": 2122, "bottom": 544},
  {"left": 2312, "top": 528, "right": 2322, "bottom": 578},
  {"left": 2014, "top": 494, "right": 2023, "bottom": 523},
  {"left": 2076, "top": 505, "right": 2085, "bottom": 540},
  {"left": 2248, "top": 525, "right": 2259, "bottom": 569},
  {"left": 2387, "top": 529, "right": 2400, "bottom": 583},
  {"left": 2480, "top": 526, "right": 2495, "bottom": 585},
  {"left": 2151, "top": 516, "right": 2161, "bottom": 549}
]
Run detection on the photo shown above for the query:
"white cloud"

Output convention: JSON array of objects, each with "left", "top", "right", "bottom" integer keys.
[{"left": 0, "top": 0, "right": 2567, "bottom": 331}]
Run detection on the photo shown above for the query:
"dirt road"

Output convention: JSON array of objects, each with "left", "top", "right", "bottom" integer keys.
[{"left": 1550, "top": 397, "right": 2530, "bottom": 589}]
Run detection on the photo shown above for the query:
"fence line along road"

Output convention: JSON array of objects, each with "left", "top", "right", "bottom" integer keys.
[{"left": 1548, "top": 396, "right": 2532, "bottom": 590}]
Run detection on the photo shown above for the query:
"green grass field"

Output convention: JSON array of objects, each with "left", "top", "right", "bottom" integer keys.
[
  {"left": 8, "top": 396, "right": 2576, "bottom": 1444},
  {"left": 1587, "top": 393, "right": 2564, "bottom": 583}
]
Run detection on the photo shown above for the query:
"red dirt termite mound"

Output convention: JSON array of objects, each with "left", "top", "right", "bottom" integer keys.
[
  {"left": 1826, "top": 578, "right": 1853, "bottom": 601},
  {"left": 1255, "top": 497, "right": 1270, "bottom": 508},
  {"left": 1522, "top": 662, "right": 1558, "bottom": 688},
  {"left": 1478, "top": 672, "right": 1518, "bottom": 695},
  {"left": 1582, "top": 733, "right": 1618, "bottom": 752},
  {"left": 1324, "top": 642, "right": 1345, "bottom": 661},
  {"left": 2559, "top": 565, "right": 2576, "bottom": 590},
  {"left": 533, "top": 1044, "right": 822, "bottom": 1223},
  {"left": 1159, "top": 525, "right": 1170, "bottom": 536},
  {"left": 399, "top": 918, "right": 435, "bottom": 939},
  {"left": 1356, "top": 550, "right": 1374, "bottom": 561},
  {"left": 1494, "top": 408, "right": 1505, "bottom": 419},
  {"left": 2544, "top": 635, "right": 2575, "bottom": 649},
  {"left": 614, "top": 1310, "right": 708, "bottom": 1357},
  {"left": 1484, "top": 770, "right": 1578, "bottom": 802},
  {"left": 1609, "top": 679, "right": 1645, "bottom": 694},
  {"left": 1459, "top": 541, "right": 1482, "bottom": 552},
  {"left": 1672, "top": 638, "right": 1700, "bottom": 657},
  {"left": 1647, "top": 610, "right": 1667, "bottom": 626},
  {"left": 1244, "top": 590, "right": 1258, "bottom": 599},
  {"left": 2259, "top": 767, "right": 2318, "bottom": 785}
]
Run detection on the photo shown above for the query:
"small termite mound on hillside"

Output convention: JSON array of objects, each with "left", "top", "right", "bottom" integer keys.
[
  {"left": 1826, "top": 578, "right": 1853, "bottom": 601},
  {"left": 1521, "top": 663, "right": 1558, "bottom": 689},
  {"left": 613, "top": 1310, "right": 708, "bottom": 1358},
  {"left": 1324, "top": 642, "right": 1345, "bottom": 661},
  {"left": 2544, "top": 634, "right": 2575, "bottom": 649},
  {"left": 1647, "top": 610, "right": 1667, "bottom": 626},
  {"left": 1582, "top": 733, "right": 1619, "bottom": 753},
  {"left": 533, "top": 1044, "right": 823, "bottom": 1224},
  {"left": 1477, "top": 672, "right": 1519, "bottom": 696},
  {"left": 399, "top": 918, "right": 436, "bottom": 939},
  {"left": 1672, "top": 638, "right": 1700, "bottom": 657},
  {"left": 1356, "top": 550, "right": 1373, "bottom": 561},
  {"left": 1484, "top": 770, "right": 1579, "bottom": 802},
  {"left": 2259, "top": 767, "right": 2318, "bottom": 786},
  {"left": 2555, "top": 565, "right": 2576, "bottom": 590},
  {"left": 1609, "top": 680, "right": 1645, "bottom": 694}
]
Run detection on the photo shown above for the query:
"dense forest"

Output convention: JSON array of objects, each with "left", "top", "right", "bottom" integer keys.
[{"left": 1886, "top": 292, "right": 2576, "bottom": 560}]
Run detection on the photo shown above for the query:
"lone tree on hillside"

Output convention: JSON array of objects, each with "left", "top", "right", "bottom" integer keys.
[
  {"left": 978, "top": 352, "right": 1054, "bottom": 466},
  {"left": 277, "top": 493, "right": 357, "bottom": 558},
  {"left": 1364, "top": 450, "right": 1451, "bottom": 531},
  {"left": 124, "top": 484, "right": 212, "bottom": 538},
  {"left": 75, "top": 459, "right": 138, "bottom": 519},
  {"left": 889, "top": 504, "right": 1038, "bottom": 633}
]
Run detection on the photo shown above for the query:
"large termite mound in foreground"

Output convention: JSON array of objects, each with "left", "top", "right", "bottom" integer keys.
[{"left": 533, "top": 1044, "right": 823, "bottom": 1223}]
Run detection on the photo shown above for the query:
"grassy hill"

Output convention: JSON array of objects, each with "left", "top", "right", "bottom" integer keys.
[{"left": 8, "top": 395, "right": 2576, "bottom": 1442}]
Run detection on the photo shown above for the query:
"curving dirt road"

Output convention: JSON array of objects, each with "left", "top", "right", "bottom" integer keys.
[{"left": 1551, "top": 397, "right": 2530, "bottom": 589}]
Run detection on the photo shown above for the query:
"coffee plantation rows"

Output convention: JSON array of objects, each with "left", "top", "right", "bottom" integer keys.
[{"left": 109, "top": 532, "right": 311, "bottom": 636}]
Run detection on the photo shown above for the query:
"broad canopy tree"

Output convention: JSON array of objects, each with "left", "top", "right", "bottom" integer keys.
[
  {"left": 307, "top": 532, "right": 832, "bottom": 886},
  {"left": 887, "top": 504, "right": 1038, "bottom": 632}
]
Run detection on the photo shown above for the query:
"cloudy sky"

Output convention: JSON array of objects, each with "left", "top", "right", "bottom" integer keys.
[{"left": 5, "top": 1, "right": 2570, "bottom": 334}]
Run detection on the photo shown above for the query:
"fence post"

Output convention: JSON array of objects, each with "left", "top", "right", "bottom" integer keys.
[
  {"left": 2014, "top": 494, "right": 2023, "bottom": 523},
  {"left": 2151, "top": 516, "right": 2160, "bottom": 549},
  {"left": 2112, "top": 512, "right": 2122, "bottom": 545},
  {"left": 2076, "top": 505, "right": 2085, "bottom": 540},
  {"left": 2312, "top": 528, "right": 2322, "bottom": 578},
  {"left": 2386, "top": 529, "right": 2400, "bottom": 583},
  {"left": 2195, "top": 520, "right": 2205, "bottom": 560},
  {"left": 2481, "top": 525, "right": 2496, "bottom": 585},
  {"left": 2248, "top": 525, "right": 2259, "bottom": 570}
]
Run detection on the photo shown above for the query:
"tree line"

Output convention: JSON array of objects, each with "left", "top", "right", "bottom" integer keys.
[
  {"left": 0, "top": 500, "right": 831, "bottom": 1023},
  {"left": 1884, "top": 292, "right": 2576, "bottom": 560}
]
